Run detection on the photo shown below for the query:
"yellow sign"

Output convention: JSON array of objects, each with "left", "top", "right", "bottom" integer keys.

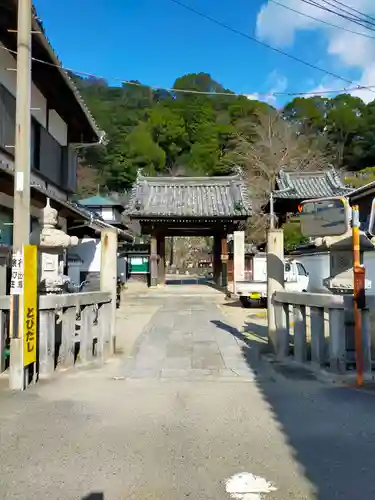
[{"left": 23, "top": 245, "right": 38, "bottom": 366}]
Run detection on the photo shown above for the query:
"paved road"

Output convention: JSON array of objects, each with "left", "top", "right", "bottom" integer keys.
[{"left": 1, "top": 285, "right": 375, "bottom": 500}]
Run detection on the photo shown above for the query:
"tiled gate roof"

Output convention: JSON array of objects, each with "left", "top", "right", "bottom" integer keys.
[
  {"left": 125, "top": 172, "right": 252, "bottom": 218},
  {"left": 274, "top": 168, "right": 353, "bottom": 199}
]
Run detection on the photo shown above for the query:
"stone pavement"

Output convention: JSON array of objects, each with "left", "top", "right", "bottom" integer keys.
[
  {"left": 1, "top": 285, "right": 375, "bottom": 500},
  {"left": 120, "top": 292, "right": 259, "bottom": 382}
]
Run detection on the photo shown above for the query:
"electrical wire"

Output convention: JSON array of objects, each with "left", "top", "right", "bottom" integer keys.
[
  {"left": 298, "top": 0, "right": 375, "bottom": 31},
  {"left": 1, "top": 29, "right": 375, "bottom": 99},
  {"left": 320, "top": 0, "right": 375, "bottom": 24},
  {"left": 269, "top": 0, "right": 375, "bottom": 40},
  {"left": 167, "top": 0, "right": 364, "bottom": 87}
]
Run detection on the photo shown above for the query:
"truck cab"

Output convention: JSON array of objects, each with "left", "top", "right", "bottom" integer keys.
[{"left": 237, "top": 258, "right": 309, "bottom": 308}]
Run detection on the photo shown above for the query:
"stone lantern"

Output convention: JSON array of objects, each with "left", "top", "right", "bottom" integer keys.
[{"left": 30, "top": 199, "right": 79, "bottom": 294}]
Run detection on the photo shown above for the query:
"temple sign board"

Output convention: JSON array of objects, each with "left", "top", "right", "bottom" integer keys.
[{"left": 298, "top": 197, "right": 350, "bottom": 237}]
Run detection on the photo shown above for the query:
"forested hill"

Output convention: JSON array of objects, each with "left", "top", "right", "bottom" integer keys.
[{"left": 72, "top": 72, "right": 375, "bottom": 196}]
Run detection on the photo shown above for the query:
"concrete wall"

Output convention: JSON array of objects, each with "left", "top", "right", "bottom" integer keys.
[
  {"left": 297, "top": 250, "right": 375, "bottom": 293},
  {"left": 67, "top": 237, "right": 124, "bottom": 278},
  {"left": 0, "top": 42, "right": 67, "bottom": 146},
  {"left": 70, "top": 238, "right": 101, "bottom": 273}
]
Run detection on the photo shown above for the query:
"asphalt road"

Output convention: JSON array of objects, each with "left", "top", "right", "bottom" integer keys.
[{"left": 1, "top": 285, "right": 375, "bottom": 500}]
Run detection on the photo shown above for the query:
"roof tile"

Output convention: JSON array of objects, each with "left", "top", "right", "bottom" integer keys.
[
  {"left": 125, "top": 173, "right": 252, "bottom": 218},
  {"left": 274, "top": 168, "right": 353, "bottom": 199},
  {"left": 78, "top": 195, "right": 122, "bottom": 207}
]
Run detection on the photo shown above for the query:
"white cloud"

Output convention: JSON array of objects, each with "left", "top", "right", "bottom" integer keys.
[{"left": 256, "top": 0, "right": 375, "bottom": 102}]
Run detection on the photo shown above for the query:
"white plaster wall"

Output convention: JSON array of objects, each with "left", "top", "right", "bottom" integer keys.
[
  {"left": 363, "top": 252, "right": 375, "bottom": 290},
  {"left": 70, "top": 238, "right": 101, "bottom": 272},
  {"left": 68, "top": 237, "right": 126, "bottom": 279},
  {"left": 0, "top": 42, "right": 47, "bottom": 127},
  {"left": 48, "top": 109, "right": 67, "bottom": 146},
  {"left": 297, "top": 251, "right": 375, "bottom": 293},
  {"left": 297, "top": 253, "right": 331, "bottom": 292}
]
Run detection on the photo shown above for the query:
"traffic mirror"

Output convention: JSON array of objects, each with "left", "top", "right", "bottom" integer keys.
[{"left": 298, "top": 197, "right": 350, "bottom": 237}]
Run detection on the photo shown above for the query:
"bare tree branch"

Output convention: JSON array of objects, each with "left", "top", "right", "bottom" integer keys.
[{"left": 227, "top": 110, "right": 333, "bottom": 244}]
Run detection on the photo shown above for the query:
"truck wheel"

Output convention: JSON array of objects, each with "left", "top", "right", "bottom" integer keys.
[{"left": 239, "top": 296, "right": 252, "bottom": 308}]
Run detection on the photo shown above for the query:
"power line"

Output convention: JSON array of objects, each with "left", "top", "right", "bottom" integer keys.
[
  {"left": 269, "top": 0, "right": 375, "bottom": 40},
  {"left": 167, "top": 0, "right": 361, "bottom": 87},
  {"left": 1, "top": 40, "right": 375, "bottom": 100},
  {"left": 312, "top": 0, "right": 375, "bottom": 27},
  {"left": 321, "top": 0, "right": 375, "bottom": 24},
  {"left": 298, "top": 0, "right": 375, "bottom": 32}
]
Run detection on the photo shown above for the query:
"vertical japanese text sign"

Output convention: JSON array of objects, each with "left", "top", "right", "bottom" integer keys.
[
  {"left": 10, "top": 249, "right": 24, "bottom": 295},
  {"left": 23, "top": 245, "right": 38, "bottom": 366}
]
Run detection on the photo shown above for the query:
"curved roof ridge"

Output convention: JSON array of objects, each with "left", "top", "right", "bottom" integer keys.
[{"left": 136, "top": 173, "right": 243, "bottom": 183}]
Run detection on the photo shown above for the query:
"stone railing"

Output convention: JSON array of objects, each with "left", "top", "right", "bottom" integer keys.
[
  {"left": 0, "top": 292, "right": 113, "bottom": 378},
  {"left": 273, "top": 291, "right": 372, "bottom": 374}
]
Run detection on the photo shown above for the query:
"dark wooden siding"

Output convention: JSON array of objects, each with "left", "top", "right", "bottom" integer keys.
[
  {"left": 62, "top": 146, "right": 78, "bottom": 193},
  {"left": 0, "top": 85, "right": 15, "bottom": 151},
  {"left": 39, "top": 126, "right": 63, "bottom": 185},
  {"left": 0, "top": 83, "right": 76, "bottom": 192}
]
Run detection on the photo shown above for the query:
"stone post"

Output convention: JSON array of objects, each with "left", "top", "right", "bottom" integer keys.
[
  {"left": 150, "top": 234, "right": 158, "bottom": 287},
  {"left": 100, "top": 228, "right": 118, "bottom": 355},
  {"left": 233, "top": 230, "right": 245, "bottom": 295},
  {"left": 267, "top": 229, "right": 284, "bottom": 354}
]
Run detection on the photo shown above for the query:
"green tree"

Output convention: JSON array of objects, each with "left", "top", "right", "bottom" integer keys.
[
  {"left": 326, "top": 94, "right": 366, "bottom": 167},
  {"left": 70, "top": 71, "right": 375, "bottom": 197},
  {"left": 148, "top": 105, "right": 189, "bottom": 170},
  {"left": 283, "top": 96, "right": 328, "bottom": 134},
  {"left": 283, "top": 219, "right": 308, "bottom": 252},
  {"left": 105, "top": 124, "right": 165, "bottom": 190}
]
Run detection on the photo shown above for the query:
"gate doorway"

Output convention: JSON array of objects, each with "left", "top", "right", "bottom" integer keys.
[{"left": 124, "top": 171, "right": 252, "bottom": 288}]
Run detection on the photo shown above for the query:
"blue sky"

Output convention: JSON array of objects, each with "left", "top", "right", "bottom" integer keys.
[{"left": 33, "top": 0, "right": 375, "bottom": 105}]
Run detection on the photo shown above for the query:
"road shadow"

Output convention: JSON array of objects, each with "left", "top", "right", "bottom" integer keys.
[
  {"left": 212, "top": 318, "right": 375, "bottom": 500},
  {"left": 82, "top": 494, "right": 104, "bottom": 500}
]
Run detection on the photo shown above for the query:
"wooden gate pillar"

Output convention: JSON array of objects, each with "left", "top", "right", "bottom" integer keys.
[
  {"left": 221, "top": 236, "right": 229, "bottom": 288},
  {"left": 213, "top": 235, "right": 222, "bottom": 286},
  {"left": 157, "top": 235, "right": 165, "bottom": 285}
]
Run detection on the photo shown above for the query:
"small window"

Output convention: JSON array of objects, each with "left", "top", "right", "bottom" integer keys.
[
  {"left": 297, "top": 263, "right": 307, "bottom": 276},
  {"left": 284, "top": 263, "right": 291, "bottom": 273}
]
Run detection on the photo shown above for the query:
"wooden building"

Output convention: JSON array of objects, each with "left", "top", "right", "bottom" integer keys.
[{"left": 125, "top": 171, "right": 251, "bottom": 287}]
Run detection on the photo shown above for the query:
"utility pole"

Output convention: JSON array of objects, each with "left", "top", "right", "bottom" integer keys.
[{"left": 9, "top": 0, "right": 32, "bottom": 390}]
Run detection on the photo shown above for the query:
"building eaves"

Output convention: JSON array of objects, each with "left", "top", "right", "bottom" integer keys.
[
  {"left": 77, "top": 195, "right": 123, "bottom": 208},
  {"left": 349, "top": 180, "right": 375, "bottom": 201},
  {"left": 125, "top": 171, "right": 252, "bottom": 218},
  {"left": 274, "top": 168, "right": 353, "bottom": 200}
]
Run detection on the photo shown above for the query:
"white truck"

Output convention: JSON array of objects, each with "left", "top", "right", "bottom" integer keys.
[{"left": 236, "top": 258, "right": 310, "bottom": 308}]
